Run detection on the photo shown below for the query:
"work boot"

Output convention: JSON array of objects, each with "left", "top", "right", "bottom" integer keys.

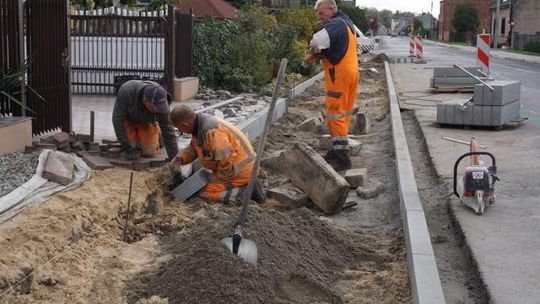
[
  {"left": 323, "top": 149, "right": 337, "bottom": 162},
  {"left": 330, "top": 150, "right": 352, "bottom": 171},
  {"left": 251, "top": 179, "right": 266, "bottom": 204}
]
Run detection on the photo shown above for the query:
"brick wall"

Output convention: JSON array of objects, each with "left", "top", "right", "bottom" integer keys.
[
  {"left": 513, "top": 0, "right": 540, "bottom": 35},
  {"left": 438, "top": 0, "right": 493, "bottom": 41}
]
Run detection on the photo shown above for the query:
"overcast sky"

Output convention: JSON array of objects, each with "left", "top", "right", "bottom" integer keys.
[{"left": 357, "top": 0, "right": 440, "bottom": 16}]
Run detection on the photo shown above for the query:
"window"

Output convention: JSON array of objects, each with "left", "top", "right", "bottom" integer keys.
[{"left": 501, "top": 17, "right": 506, "bottom": 34}]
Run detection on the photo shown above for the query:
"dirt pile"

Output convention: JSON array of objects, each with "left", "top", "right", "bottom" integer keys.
[{"left": 128, "top": 207, "right": 405, "bottom": 304}]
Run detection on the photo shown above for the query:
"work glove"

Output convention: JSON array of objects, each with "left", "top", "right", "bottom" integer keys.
[
  {"left": 124, "top": 145, "right": 139, "bottom": 160},
  {"left": 169, "top": 155, "right": 183, "bottom": 172}
]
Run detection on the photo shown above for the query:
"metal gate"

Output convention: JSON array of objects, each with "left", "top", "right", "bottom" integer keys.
[
  {"left": 26, "top": 0, "right": 72, "bottom": 133},
  {"left": 1, "top": 0, "right": 71, "bottom": 134},
  {"left": 70, "top": 5, "right": 189, "bottom": 95},
  {"left": 0, "top": 0, "right": 24, "bottom": 117}
]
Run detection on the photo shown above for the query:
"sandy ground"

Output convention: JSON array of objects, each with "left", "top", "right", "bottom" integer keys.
[{"left": 0, "top": 60, "right": 410, "bottom": 304}]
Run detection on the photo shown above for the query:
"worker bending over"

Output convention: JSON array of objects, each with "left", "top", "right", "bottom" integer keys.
[
  {"left": 169, "top": 104, "right": 265, "bottom": 203},
  {"left": 112, "top": 80, "right": 178, "bottom": 161},
  {"left": 304, "top": 0, "right": 360, "bottom": 171}
]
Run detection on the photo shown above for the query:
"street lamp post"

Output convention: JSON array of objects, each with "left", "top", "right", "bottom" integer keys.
[{"left": 494, "top": 0, "right": 501, "bottom": 48}]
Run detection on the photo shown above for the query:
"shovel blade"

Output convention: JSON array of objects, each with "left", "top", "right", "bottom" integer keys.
[{"left": 222, "top": 237, "right": 258, "bottom": 265}]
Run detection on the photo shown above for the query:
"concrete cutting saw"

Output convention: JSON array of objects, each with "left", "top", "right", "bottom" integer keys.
[{"left": 453, "top": 139, "right": 499, "bottom": 215}]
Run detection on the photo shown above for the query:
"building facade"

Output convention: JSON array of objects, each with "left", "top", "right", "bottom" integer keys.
[
  {"left": 512, "top": 0, "right": 540, "bottom": 35},
  {"left": 438, "top": 0, "right": 492, "bottom": 41}
]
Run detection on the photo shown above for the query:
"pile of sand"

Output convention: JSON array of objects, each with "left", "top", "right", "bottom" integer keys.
[{"left": 127, "top": 208, "right": 408, "bottom": 304}]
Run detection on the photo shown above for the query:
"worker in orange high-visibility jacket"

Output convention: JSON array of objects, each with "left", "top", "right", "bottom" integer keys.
[
  {"left": 168, "top": 104, "right": 266, "bottom": 203},
  {"left": 304, "top": 0, "right": 359, "bottom": 171}
]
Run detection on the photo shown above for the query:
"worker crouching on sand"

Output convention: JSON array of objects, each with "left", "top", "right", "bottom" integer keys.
[
  {"left": 303, "top": 0, "right": 359, "bottom": 171},
  {"left": 112, "top": 80, "right": 178, "bottom": 161},
  {"left": 168, "top": 104, "right": 266, "bottom": 203}
]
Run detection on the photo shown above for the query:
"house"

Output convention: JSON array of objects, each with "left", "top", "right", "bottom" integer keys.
[
  {"left": 420, "top": 12, "right": 438, "bottom": 39},
  {"left": 489, "top": 0, "right": 511, "bottom": 47},
  {"left": 508, "top": 0, "right": 540, "bottom": 49},
  {"left": 176, "top": 0, "right": 237, "bottom": 19},
  {"left": 391, "top": 17, "right": 410, "bottom": 36},
  {"left": 438, "top": 0, "right": 492, "bottom": 42}
]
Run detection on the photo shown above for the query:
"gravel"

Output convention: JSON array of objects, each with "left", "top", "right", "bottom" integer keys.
[{"left": 0, "top": 152, "right": 40, "bottom": 198}]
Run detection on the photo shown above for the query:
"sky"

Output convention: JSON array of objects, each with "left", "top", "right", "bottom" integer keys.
[{"left": 356, "top": 0, "right": 441, "bottom": 16}]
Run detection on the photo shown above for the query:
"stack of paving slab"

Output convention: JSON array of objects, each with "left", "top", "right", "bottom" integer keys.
[
  {"left": 436, "top": 80, "right": 521, "bottom": 127},
  {"left": 431, "top": 66, "right": 485, "bottom": 89}
]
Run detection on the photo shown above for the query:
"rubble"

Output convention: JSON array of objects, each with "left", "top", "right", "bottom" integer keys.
[
  {"left": 278, "top": 143, "right": 349, "bottom": 215},
  {"left": 267, "top": 183, "right": 311, "bottom": 209}
]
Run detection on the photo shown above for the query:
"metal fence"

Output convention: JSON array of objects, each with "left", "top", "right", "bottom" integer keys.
[
  {"left": 0, "top": 0, "right": 24, "bottom": 117},
  {"left": 511, "top": 32, "right": 540, "bottom": 50},
  {"left": 70, "top": 7, "right": 169, "bottom": 94}
]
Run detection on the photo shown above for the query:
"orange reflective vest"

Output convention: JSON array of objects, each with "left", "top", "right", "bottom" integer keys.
[{"left": 179, "top": 113, "right": 255, "bottom": 182}]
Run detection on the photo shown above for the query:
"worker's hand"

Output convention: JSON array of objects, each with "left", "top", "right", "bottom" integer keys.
[
  {"left": 124, "top": 146, "right": 139, "bottom": 160},
  {"left": 169, "top": 155, "right": 183, "bottom": 172},
  {"left": 304, "top": 54, "right": 317, "bottom": 65}
]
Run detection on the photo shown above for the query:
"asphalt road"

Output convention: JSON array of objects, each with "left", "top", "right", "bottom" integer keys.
[{"left": 379, "top": 36, "right": 540, "bottom": 304}]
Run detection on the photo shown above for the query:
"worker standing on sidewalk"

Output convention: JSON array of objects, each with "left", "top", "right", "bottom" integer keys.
[
  {"left": 303, "top": 0, "right": 359, "bottom": 171},
  {"left": 168, "top": 104, "right": 266, "bottom": 203},
  {"left": 112, "top": 80, "right": 178, "bottom": 161}
]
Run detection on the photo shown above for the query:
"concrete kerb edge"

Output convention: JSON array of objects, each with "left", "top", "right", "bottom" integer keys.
[
  {"left": 288, "top": 71, "right": 325, "bottom": 100},
  {"left": 384, "top": 61, "right": 446, "bottom": 304}
]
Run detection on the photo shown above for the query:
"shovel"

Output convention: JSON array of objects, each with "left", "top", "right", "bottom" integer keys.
[{"left": 222, "top": 58, "right": 288, "bottom": 265}]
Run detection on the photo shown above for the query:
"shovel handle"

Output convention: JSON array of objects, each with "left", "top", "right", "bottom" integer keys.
[{"left": 236, "top": 58, "right": 288, "bottom": 228}]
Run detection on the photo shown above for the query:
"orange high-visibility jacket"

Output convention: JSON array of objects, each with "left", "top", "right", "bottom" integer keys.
[{"left": 178, "top": 113, "right": 255, "bottom": 181}]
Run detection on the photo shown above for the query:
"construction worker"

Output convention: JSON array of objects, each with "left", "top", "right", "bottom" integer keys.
[
  {"left": 112, "top": 80, "right": 178, "bottom": 161},
  {"left": 168, "top": 104, "right": 265, "bottom": 203},
  {"left": 303, "top": 0, "right": 359, "bottom": 171}
]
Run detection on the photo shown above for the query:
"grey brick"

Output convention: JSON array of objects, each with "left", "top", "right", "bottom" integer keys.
[
  {"left": 345, "top": 168, "right": 368, "bottom": 188},
  {"left": 171, "top": 169, "right": 211, "bottom": 201},
  {"left": 267, "top": 184, "right": 311, "bottom": 210},
  {"left": 82, "top": 154, "right": 113, "bottom": 170},
  {"left": 481, "top": 106, "right": 493, "bottom": 126}
]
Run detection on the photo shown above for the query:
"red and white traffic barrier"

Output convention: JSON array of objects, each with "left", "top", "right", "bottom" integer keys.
[
  {"left": 409, "top": 36, "right": 416, "bottom": 57},
  {"left": 477, "top": 34, "right": 490, "bottom": 74},
  {"left": 415, "top": 35, "right": 424, "bottom": 62}
]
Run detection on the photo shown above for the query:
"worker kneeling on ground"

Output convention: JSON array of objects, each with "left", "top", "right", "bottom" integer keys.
[
  {"left": 304, "top": 0, "right": 359, "bottom": 171},
  {"left": 112, "top": 80, "right": 178, "bottom": 161},
  {"left": 168, "top": 104, "right": 266, "bottom": 203}
]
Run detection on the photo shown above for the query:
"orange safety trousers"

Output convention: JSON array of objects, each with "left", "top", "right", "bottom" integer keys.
[
  {"left": 123, "top": 119, "right": 160, "bottom": 157},
  {"left": 323, "top": 24, "right": 360, "bottom": 151},
  {"left": 199, "top": 174, "right": 250, "bottom": 202}
]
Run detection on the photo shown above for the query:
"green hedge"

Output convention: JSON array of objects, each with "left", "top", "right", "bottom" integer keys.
[
  {"left": 192, "top": 6, "right": 319, "bottom": 92},
  {"left": 524, "top": 41, "right": 540, "bottom": 53}
]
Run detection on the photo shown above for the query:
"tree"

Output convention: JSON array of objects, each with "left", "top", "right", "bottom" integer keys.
[
  {"left": 414, "top": 17, "right": 423, "bottom": 34},
  {"left": 225, "top": 0, "right": 249, "bottom": 9},
  {"left": 379, "top": 9, "right": 392, "bottom": 29},
  {"left": 339, "top": 6, "right": 369, "bottom": 32},
  {"left": 452, "top": 3, "right": 479, "bottom": 32}
]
